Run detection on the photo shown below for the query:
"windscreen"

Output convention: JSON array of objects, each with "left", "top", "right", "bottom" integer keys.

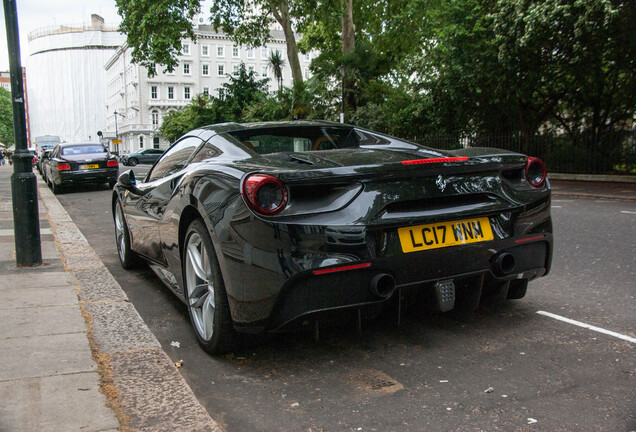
[
  {"left": 223, "top": 126, "right": 392, "bottom": 155},
  {"left": 61, "top": 145, "right": 106, "bottom": 156}
]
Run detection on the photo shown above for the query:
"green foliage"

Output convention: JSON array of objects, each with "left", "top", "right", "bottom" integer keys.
[
  {"left": 0, "top": 87, "right": 14, "bottom": 145},
  {"left": 116, "top": 0, "right": 200, "bottom": 74}
]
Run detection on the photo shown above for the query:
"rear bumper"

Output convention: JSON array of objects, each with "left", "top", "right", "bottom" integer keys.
[
  {"left": 221, "top": 199, "right": 553, "bottom": 333},
  {"left": 59, "top": 168, "right": 118, "bottom": 185}
]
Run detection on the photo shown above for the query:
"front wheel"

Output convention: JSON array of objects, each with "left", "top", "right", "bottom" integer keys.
[
  {"left": 183, "top": 219, "right": 236, "bottom": 354},
  {"left": 128, "top": 157, "right": 138, "bottom": 166},
  {"left": 114, "top": 200, "right": 140, "bottom": 269}
]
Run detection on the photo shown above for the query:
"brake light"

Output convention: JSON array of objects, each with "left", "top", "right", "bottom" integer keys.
[
  {"left": 57, "top": 162, "right": 71, "bottom": 170},
  {"left": 242, "top": 174, "right": 287, "bottom": 215},
  {"left": 107, "top": 160, "right": 118, "bottom": 167},
  {"left": 402, "top": 157, "right": 469, "bottom": 165},
  {"left": 525, "top": 157, "right": 547, "bottom": 188}
]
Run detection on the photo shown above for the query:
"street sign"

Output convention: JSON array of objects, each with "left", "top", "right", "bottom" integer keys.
[{"left": 112, "top": 139, "right": 122, "bottom": 144}]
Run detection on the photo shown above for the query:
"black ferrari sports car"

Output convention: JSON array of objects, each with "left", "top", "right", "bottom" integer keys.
[{"left": 112, "top": 121, "right": 552, "bottom": 353}]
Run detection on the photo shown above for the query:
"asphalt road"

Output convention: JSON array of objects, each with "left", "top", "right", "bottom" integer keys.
[{"left": 55, "top": 169, "right": 635, "bottom": 432}]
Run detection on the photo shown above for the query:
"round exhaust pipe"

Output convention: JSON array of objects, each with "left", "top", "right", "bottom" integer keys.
[
  {"left": 492, "top": 252, "right": 516, "bottom": 276},
  {"left": 370, "top": 273, "right": 396, "bottom": 299}
]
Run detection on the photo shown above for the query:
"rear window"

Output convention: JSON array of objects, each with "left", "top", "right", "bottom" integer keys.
[
  {"left": 61, "top": 145, "right": 106, "bottom": 155},
  {"left": 222, "top": 126, "right": 392, "bottom": 155}
]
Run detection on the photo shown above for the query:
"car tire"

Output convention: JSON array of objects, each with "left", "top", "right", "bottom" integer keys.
[
  {"left": 51, "top": 180, "right": 63, "bottom": 194},
  {"left": 128, "top": 158, "right": 138, "bottom": 166},
  {"left": 114, "top": 200, "right": 140, "bottom": 269},
  {"left": 183, "top": 219, "right": 236, "bottom": 354}
]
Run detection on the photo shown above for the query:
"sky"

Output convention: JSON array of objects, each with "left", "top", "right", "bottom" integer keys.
[{"left": 0, "top": 0, "right": 122, "bottom": 71}]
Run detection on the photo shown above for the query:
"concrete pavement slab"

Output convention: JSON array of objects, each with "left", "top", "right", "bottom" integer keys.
[
  {"left": 0, "top": 372, "right": 119, "bottom": 432},
  {"left": 0, "top": 333, "right": 97, "bottom": 381},
  {"left": 0, "top": 285, "right": 78, "bottom": 309},
  {"left": 0, "top": 304, "right": 86, "bottom": 338},
  {"left": 1, "top": 271, "right": 75, "bottom": 288}
]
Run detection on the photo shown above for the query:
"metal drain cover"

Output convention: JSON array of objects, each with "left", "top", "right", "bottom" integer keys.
[{"left": 348, "top": 369, "right": 404, "bottom": 393}]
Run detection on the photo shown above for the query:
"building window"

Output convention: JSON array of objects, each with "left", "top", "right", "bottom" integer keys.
[
  {"left": 201, "top": 45, "right": 209, "bottom": 57},
  {"left": 218, "top": 88, "right": 225, "bottom": 99},
  {"left": 183, "top": 63, "right": 191, "bottom": 75},
  {"left": 232, "top": 46, "right": 239, "bottom": 58},
  {"left": 181, "top": 43, "right": 190, "bottom": 55},
  {"left": 217, "top": 64, "right": 225, "bottom": 76},
  {"left": 276, "top": 49, "right": 283, "bottom": 57},
  {"left": 261, "top": 65, "right": 268, "bottom": 78},
  {"left": 261, "top": 47, "right": 267, "bottom": 59},
  {"left": 153, "top": 137, "right": 160, "bottom": 149},
  {"left": 184, "top": 86, "right": 191, "bottom": 99},
  {"left": 304, "top": 68, "right": 310, "bottom": 79},
  {"left": 246, "top": 48, "right": 254, "bottom": 59},
  {"left": 202, "top": 63, "right": 209, "bottom": 76},
  {"left": 168, "top": 86, "right": 174, "bottom": 99},
  {"left": 151, "top": 111, "right": 159, "bottom": 126},
  {"left": 232, "top": 64, "right": 239, "bottom": 75},
  {"left": 217, "top": 46, "right": 225, "bottom": 57},
  {"left": 248, "top": 64, "right": 255, "bottom": 73},
  {"left": 304, "top": 53, "right": 310, "bottom": 62},
  {"left": 139, "top": 136, "right": 144, "bottom": 148},
  {"left": 150, "top": 85, "right": 158, "bottom": 99},
  {"left": 203, "top": 87, "right": 209, "bottom": 96}
]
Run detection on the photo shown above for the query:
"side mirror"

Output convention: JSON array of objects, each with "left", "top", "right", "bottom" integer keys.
[{"left": 117, "top": 169, "right": 147, "bottom": 196}]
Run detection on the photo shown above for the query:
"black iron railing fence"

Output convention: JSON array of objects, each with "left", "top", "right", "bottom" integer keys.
[{"left": 414, "top": 131, "right": 636, "bottom": 175}]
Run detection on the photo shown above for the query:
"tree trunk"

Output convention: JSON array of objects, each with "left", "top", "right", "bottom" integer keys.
[
  {"left": 271, "top": 0, "right": 303, "bottom": 86},
  {"left": 341, "top": 0, "right": 356, "bottom": 109}
]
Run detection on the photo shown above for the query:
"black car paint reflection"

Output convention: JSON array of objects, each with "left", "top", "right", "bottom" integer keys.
[{"left": 113, "top": 121, "right": 553, "bottom": 353}]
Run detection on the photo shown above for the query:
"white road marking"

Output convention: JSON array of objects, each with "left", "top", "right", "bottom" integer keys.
[
  {"left": 621, "top": 211, "right": 636, "bottom": 215},
  {"left": 537, "top": 311, "right": 636, "bottom": 344},
  {"left": 551, "top": 206, "right": 562, "bottom": 209},
  {"left": 552, "top": 199, "right": 573, "bottom": 202}
]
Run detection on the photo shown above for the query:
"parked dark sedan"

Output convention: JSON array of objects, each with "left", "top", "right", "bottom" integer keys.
[
  {"left": 45, "top": 143, "right": 119, "bottom": 193},
  {"left": 112, "top": 121, "right": 552, "bottom": 354},
  {"left": 120, "top": 148, "right": 164, "bottom": 166}
]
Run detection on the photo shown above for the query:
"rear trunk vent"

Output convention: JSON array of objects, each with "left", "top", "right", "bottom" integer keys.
[{"left": 382, "top": 193, "right": 503, "bottom": 219}]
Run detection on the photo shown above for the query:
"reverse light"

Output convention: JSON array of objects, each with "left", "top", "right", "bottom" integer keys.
[
  {"left": 242, "top": 174, "right": 288, "bottom": 215},
  {"left": 525, "top": 157, "right": 547, "bottom": 188},
  {"left": 402, "top": 157, "right": 469, "bottom": 165},
  {"left": 107, "top": 160, "right": 118, "bottom": 167},
  {"left": 57, "top": 162, "right": 71, "bottom": 170}
]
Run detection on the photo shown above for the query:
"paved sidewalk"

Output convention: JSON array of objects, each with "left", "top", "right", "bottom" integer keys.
[{"left": 0, "top": 164, "right": 221, "bottom": 432}]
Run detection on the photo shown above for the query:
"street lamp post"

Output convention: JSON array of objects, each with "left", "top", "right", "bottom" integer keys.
[
  {"left": 4, "top": 0, "right": 41, "bottom": 266},
  {"left": 114, "top": 110, "right": 124, "bottom": 154}
]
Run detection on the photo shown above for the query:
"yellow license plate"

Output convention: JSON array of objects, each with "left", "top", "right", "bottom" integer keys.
[
  {"left": 80, "top": 164, "right": 99, "bottom": 169},
  {"left": 398, "top": 217, "right": 494, "bottom": 253}
]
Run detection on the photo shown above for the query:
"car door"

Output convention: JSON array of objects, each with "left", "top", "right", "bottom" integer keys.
[{"left": 124, "top": 136, "right": 204, "bottom": 263}]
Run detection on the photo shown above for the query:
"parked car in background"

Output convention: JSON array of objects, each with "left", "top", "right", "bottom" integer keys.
[
  {"left": 112, "top": 121, "right": 553, "bottom": 354},
  {"left": 44, "top": 143, "right": 118, "bottom": 193},
  {"left": 37, "top": 149, "right": 52, "bottom": 175},
  {"left": 120, "top": 148, "right": 164, "bottom": 166}
]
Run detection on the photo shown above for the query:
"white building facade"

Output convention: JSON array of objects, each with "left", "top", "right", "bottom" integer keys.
[
  {"left": 105, "top": 25, "right": 315, "bottom": 155},
  {"left": 27, "top": 15, "right": 126, "bottom": 143}
]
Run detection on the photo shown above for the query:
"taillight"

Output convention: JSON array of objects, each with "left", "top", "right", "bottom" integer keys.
[
  {"left": 57, "top": 162, "right": 71, "bottom": 170},
  {"left": 402, "top": 157, "right": 469, "bottom": 165},
  {"left": 107, "top": 160, "right": 118, "bottom": 167},
  {"left": 242, "top": 174, "right": 287, "bottom": 215},
  {"left": 525, "top": 157, "right": 547, "bottom": 188}
]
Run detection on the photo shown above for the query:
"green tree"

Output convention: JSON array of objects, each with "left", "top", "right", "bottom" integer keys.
[
  {"left": 116, "top": 0, "right": 200, "bottom": 74},
  {"left": 210, "top": 0, "right": 304, "bottom": 85},
  {"left": 0, "top": 87, "right": 15, "bottom": 145},
  {"left": 267, "top": 50, "right": 285, "bottom": 90}
]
